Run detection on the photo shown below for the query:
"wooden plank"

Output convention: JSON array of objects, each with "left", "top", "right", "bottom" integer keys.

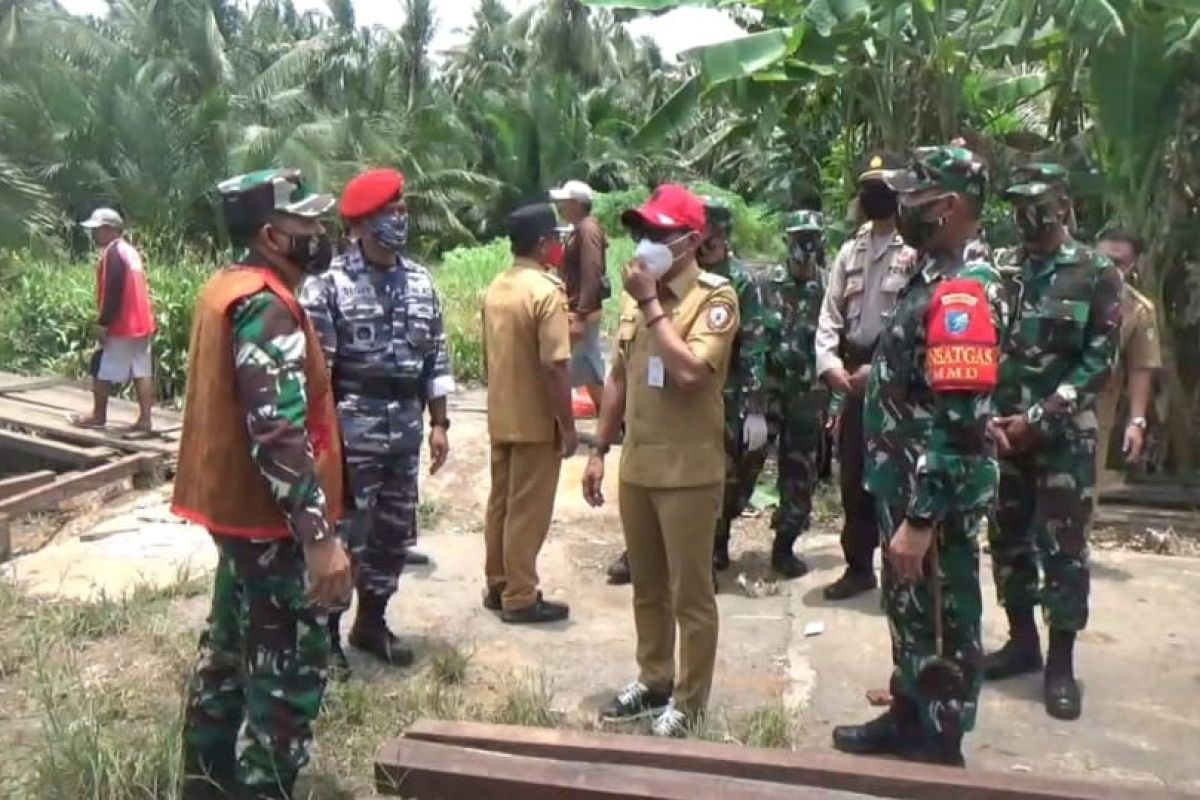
[
  {"left": 375, "top": 739, "right": 874, "bottom": 800},
  {"left": 0, "top": 397, "right": 176, "bottom": 456},
  {"left": 0, "top": 429, "right": 115, "bottom": 467},
  {"left": 401, "top": 721, "right": 1188, "bottom": 800},
  {"left": 0, "top": 455, "right": 156, "bottom": 517},
  {"left": 0, "top": 471, "right": 56, "bottom": 501},
  {"left": 2, "top": 387, "right": 182, "bottom": 433},
  {"left": 0, "top": 374, "right": 75, "bottom": 393},
  {"left": 1099, "top": 484, "right": 1200, "bottom": 511},
  {"left": 0, "top": 514, "right": 9, "bottom": 562}
]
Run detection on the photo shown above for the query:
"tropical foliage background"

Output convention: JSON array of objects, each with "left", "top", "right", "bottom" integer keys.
[{"left": 0, "top": 0, "right": 1198, "bottom": 471}]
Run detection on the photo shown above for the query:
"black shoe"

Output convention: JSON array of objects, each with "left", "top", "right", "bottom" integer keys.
[
  {"left": 771, "top": 549, "right": 809, "bottom": 580},
  {"left": 831, "top": 710, "right": 905, "bottom": 756},
  {"left": 483, "top": 586, "right": 502, "bottom": 611},
  {"left": 983, "top": 639, "right": 1043, "bottom": 681},
  {"left": 601, "top": 681, "right": 672, "bottom": 722},
  {"left": 606, "top": 552, "right": 631, "bottom": 586},
  {"left": 348, "top": 624, "right": 414, "bottom": 667},
  {"left": 897, "top": 736, "right": 966, "bottom": 767},
  {"left": 1044, "top": 673, "right": 1081, "bottom": 721},
  {"left": 405, "top": 550, "right": 431, "bottom": 566},
  {"left": 823, "top": 569, "right": 878, "bottom": 601},
  {"left": 501, "top": 598, "right": 569, "bottom": 624}
]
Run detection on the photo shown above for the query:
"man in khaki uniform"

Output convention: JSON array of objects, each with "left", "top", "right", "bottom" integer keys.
[
  {"left": 1095, "top": 228, "right": 1163, "bottom": 491},
  {"left": 815, "top": 151, "right": 917, "bottom": 601},
  {"left": 483, "top": 204, "right": 578, "bottom": 624},
  {"left": 583, "top": 184, "right": 738, "bottom": 738}
]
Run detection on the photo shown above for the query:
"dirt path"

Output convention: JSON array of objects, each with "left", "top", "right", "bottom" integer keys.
[{"left": 4, "top": 388, "right": 1199, "bottom": 793}]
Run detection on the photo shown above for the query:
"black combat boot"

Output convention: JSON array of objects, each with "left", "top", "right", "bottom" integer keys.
[
  {"left": 832, "top": 701, "right": 920, "bottom": 757},
  {"left": 327, "top": 612, "right": 350, "bottom": 682},
  {"left": 348, "top": 593, "right": 414, "bottom": 667},
  {"left": 983, "top": 607, "right": 1043, "bottom": 680},
  {"left": 822, "top": 568, "right": 878, "bottom": 601},
  {"left": 606, "top": 551, "right": 631, "bottom": 585},
  {"left": 771, "top": 536, "right": 808, "bottom": 579},
  {"left": 713, "top": 519, "right": 732, "bottom": 572},
  {"left": 1044, "top": 629, "right": 1081, "bottom": 721}
]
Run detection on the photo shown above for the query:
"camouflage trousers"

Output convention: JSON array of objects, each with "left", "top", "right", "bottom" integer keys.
[
  {"left": 342, "top": 449, "right": 419, "bottom": 603},
  {"left": 183, "top": 535, "right": 329, "bottom": 798},
  {"left": 770, "top": 405, "right": 823, "bottom": 547},
  {"left": 988, "top": 435, "right": 1094, "bottom": 632},
  {"left": 878, "top": 503, "right": 984, "bottom": 739}
]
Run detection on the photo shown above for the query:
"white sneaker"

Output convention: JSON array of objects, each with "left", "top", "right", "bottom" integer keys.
[
  {"left": 651, "top": 700, "right": 690, "bottom": 738},
  {"left": 601, "top": 681, "right": 671, "bottom": 722}
]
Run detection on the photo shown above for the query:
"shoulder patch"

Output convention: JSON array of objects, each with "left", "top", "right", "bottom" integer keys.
[
  {"left": 705, "top": 301, "right": 736, "bottom": 333},
  {"left": 697, "top": 271, "right": 730, "bottom": 288}
]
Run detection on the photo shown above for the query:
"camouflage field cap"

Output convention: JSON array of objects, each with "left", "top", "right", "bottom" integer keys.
[
  {"left": 216, "top": 168, "right": 335, "bottom": 243},
  {"left": 885, "top": 146, "right": 988, "bottom": 201},
  {"left": 1004, "top": 162, "right": 1070, "bottom": 201},
  {"left": 703, "top": 197, "right": 734, "bottom": 238},
  {"left": 785, "top": 210, "right": 823, "bottom": 233}
]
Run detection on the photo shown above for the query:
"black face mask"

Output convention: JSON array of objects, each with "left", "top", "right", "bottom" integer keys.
[
  {"left": 898, "top": 198, "right": 950, "bottom": 251},
  {"left": 1015, "top": 203, "right": 1061, "bottom": 244},
  {"left": 278, "top": 230, "right": 333, "bottom": 275},
  {"left": 859, "top": 185, "right": 898, "bottom": 221}
]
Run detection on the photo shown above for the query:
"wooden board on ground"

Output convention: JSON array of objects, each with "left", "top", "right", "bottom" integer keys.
[
  {"left": 1094, "top": 504, "right": 1200, "bottom": 539},
  {"left": 0, "top": 471, "right": 55, "bottom": 501},
  {"left": 0, "top": 396, "right": 176, "bottom": 457},
  {"left": 0, "top": 386, "right": 182, "bottom": 433},
  {"left": 1099, "top": 483, "right": 1200, "bottom": 511},
  {"left": 375, "top": 738, "right": 878, "bottom": 800},
  {"left": 399, "top": 721, "right": 1188, "bottom": 800},
  {"left": 0, "top": 429, "right": 115, "bottom": 467},
  {"left": 0, "top": 374, "right": 77, "bottom": 393},
  {"left": 0, "top": 454, "right": 158, "bottom": 518}
]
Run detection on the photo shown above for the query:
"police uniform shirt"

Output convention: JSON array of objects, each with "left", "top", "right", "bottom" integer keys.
[{"left": 483, "top": 257, "right": 571, "bottom": 443}]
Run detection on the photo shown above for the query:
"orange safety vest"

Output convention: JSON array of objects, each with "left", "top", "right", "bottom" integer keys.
[
  {"left": 171, "top": 265, "right": 344, "bottom": 539},
  {"left": 96, "top": 239, "right": 156, "bottom": 338}
]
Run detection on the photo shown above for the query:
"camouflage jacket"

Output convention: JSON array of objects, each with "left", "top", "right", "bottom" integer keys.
[
  {"left": 231, "top": 288, "right": 330, "bottom": 547},
  {"left": 995, "top": 239, "right": 1122, "bottom": 439},
  {"left": 863, "top": 247, "right": 1008, "bottom": 526},
  {"left": 300, "top": 245, "right": 455, "bottom": 454},
  {"left": 716, "top": 258, "right": 768, "bottom": 419},
  {"left": 763, "top": 265, "right": 826, "bottom": 415}
]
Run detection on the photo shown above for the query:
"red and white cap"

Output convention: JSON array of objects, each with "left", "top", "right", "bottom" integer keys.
[{"left": 620, "top": 184, "right": 707, "bottom": 235}]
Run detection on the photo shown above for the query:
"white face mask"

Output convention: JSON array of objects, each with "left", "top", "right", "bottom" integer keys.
[{"left": 634, "top": 237, "right": 681, "bottom": 279}]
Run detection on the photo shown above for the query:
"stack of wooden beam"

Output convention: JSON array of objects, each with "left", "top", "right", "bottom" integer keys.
[
  {"left": 374, "top": 721, "right": 1190, "bottom": 800},
  {"left": 0, "top": 372, "right": 179, "bottom": 560}
]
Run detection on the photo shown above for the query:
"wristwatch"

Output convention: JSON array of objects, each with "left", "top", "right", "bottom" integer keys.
[
  {"left": 430, "top": 419, "right": 451, "bottom": 430},
  {"left": 591, "top": 442, "right": 611, "bottom": 456},
  {"left": 1129, "top": 417, "right": 1148, "bottom": 430},
  {"left": 1025, "top": 404, "right": 1045, "bottom": 425}
]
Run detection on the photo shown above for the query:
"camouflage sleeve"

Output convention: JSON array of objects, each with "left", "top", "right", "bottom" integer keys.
[
  {"left": 230, "top": 290, "right": 331, "bottom": 548},
  {"left": 298, "top": 274, "right": 337, "bottom": 372},
  {"left": 733, "top": 268, "right": 768, "bottom": 416},
  {"left": 1029, "top": 262, "right": 1123, "bottom": 438},
  {"left": 908, "top": 271, "right": 1008, "bottom": 527},
  {"left": 424, "top": 284, "right": 456, "bottom": 399}
]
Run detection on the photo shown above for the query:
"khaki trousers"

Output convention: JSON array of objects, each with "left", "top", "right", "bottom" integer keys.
[
  {"left": 484, "top": 442, "right": 562, "bottom": 610},
  {"left": 619, "top": 480, "right": 721, "bottom": 717}
]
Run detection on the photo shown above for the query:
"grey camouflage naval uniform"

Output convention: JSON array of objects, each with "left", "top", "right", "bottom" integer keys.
[{"left": 301, "top": 245, "right": 454, "bottom": 603}]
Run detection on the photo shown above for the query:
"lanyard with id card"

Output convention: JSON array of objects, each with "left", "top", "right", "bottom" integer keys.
[{"left": 647, "top": 355, "right": 665, "bottom": 389}]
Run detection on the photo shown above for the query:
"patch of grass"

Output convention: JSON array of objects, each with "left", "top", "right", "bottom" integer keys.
[
  {"left": 416, "top": 499, "right": 445, "bottom": 531},
  {"left": 734, "top": 705, "right": 794, "bottom": 749},
  {"left": 429, "top": 642, "right": 472, "bottom": 686},
  {"left": 491, "top": 670, "right": 559, "bottom": 728}
]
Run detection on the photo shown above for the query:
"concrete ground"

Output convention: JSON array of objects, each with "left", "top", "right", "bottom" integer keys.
[{"left": 5, "top": 397, "right": 1199, "bottom": 795}]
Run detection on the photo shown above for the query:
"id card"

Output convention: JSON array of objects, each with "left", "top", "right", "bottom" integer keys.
[{"left": 647, "top": 356, "right": 665, "bottom": 389}]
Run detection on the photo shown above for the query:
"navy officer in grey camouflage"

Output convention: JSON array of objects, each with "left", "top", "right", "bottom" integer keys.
[{"left": 301, "top": 167, "right": 454, "bottom": 670}]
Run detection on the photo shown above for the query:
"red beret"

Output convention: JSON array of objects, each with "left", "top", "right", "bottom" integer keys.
[{"left": 340, "top": 168, "right": 404, "bottom": 220}]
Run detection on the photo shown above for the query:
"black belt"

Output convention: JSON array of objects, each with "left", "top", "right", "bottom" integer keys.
[{"left": 336, "top": 376, "right": 423, "bottom": 399}]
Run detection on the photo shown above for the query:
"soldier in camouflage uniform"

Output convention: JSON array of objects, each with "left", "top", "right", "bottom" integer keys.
[
  {"left": 984, "top": 163, "right": 1123, "bottom": 722},
  {"left": 700, "top": 199, "right": 770, "bottom": 572},
  {"left": 301, "top": 168, "right": 455, "bottom": 669},
  {"left": 833, "top": 147, "right": 1006, "bottom": 766},
  {"left": 173, "top": 169, "right": 353, "bottom": 799},
  {"left": 762, "top": 210, "right": 829, "bottom": 578}
]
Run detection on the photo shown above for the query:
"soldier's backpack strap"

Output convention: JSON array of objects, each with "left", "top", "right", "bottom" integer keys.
[{"left": 925, "top": 278, "right": 999, "bottom": 392}]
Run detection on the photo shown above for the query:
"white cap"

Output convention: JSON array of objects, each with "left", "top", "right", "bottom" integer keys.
[
  {"left": 80, "top": 208, "right": 124, "bottom": 229},
  {"left": 549, "top": 180, "right": 594, "bottom": 203}
]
